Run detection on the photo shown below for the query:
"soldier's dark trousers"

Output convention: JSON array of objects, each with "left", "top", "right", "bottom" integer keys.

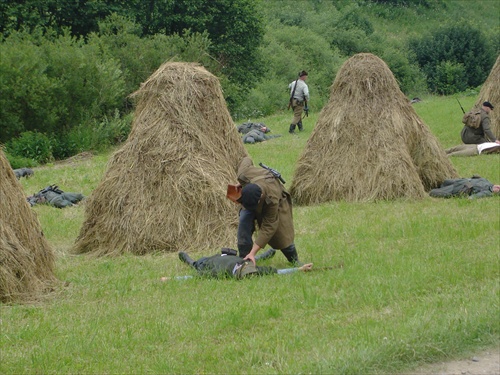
[{"left": 237, "top": 208, "right": 256, "bottom": 258}]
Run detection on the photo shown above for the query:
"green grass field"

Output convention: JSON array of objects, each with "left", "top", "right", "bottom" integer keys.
[{"left": 1, "top": 95, "right": 499, "bottom": 374}]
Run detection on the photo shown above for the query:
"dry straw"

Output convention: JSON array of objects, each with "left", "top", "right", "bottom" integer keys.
[
  {"left": 73, "top": 62, "right": 248, "bottom": 256},
  {"left": 290, "top": 53, "right": 458, "bottom": 204},
  {"left": 475, "top": 54, "right": 499, "bottom": 138},
  {"left": 0, "top": 150, "right": 57, "bottom": 303}
]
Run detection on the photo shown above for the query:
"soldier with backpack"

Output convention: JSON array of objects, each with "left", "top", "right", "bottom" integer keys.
[{"left": 461, "top": 101, "right": 498, "bottom": 144}]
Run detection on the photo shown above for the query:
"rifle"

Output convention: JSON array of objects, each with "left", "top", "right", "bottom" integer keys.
[
  {"left": 259, "top": 162, "right": 286, "bottom": 184},
  {"left": 456, "top": 98, "right": 465, "bottom": 114},
  {"left": 303, "top": 98, "right": 309, "bottom": 118},
  {"left": 287, "top": 74, "right": 299, "bottom": 110}
]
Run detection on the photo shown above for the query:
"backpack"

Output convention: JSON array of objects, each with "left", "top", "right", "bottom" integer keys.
[{"left": 462, "top": 107, "right": 482, "bottom": 129}]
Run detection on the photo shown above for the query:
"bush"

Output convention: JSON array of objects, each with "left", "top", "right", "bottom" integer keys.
[
  {"left": 5, "top": 131, "right": 53, "bottom": 164},
  {"left": 432, "top": 61, "right": 467, "bottom": 95},
  {"left": 50, "top": 111, "right": 132, "bottom": 159},
  {"left": 0, "top": 29, "right": 125, "bottom": 143},
  {"left": 409, "top": 22, "right": 495, "bottom": 94},
  {"left": 3, "top": 152, "right": 39, "bottom": 170}
]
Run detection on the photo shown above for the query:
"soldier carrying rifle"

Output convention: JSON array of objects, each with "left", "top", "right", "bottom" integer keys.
[{"left": 288, "top": 70, "right": 310, "bottom": 134}]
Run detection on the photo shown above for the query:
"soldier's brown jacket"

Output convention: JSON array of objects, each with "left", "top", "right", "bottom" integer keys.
[{"left": 237, "top": 157, "right": 294, "bottom": 250}]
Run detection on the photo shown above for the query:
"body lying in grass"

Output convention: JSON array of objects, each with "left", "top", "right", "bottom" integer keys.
[
  {"left": 160, "top": 250, "right": 313, "bottom": 281},
  {"left": 429, "top": 176, "right": 500, "bottom": 199}
]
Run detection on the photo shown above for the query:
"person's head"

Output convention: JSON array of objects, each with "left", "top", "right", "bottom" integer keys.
[
  {"left": 238, "top": 183, "right": 262, "bottom": 211},
  {"left": 482, "top": 101, "right": 494, "bottom": 114},
  {"left": 299, "top": 70, "right": 308, "bottom": 80},
  {"left": 492, "top": 185, "right": 500, "bottom": 194}
]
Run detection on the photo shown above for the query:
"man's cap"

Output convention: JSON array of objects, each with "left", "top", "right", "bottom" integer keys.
[
  {"left": 483, "top": 101, "right": 494, "bottom": 110},
  {"left": 236, "top": 261, "right": 259, "bottom": 279},
  {"left": 239, "top": 183, "right": 262, "bottom": 211},
  {"left": 299, "top": 70, "right": 308, "bottom": 77}
]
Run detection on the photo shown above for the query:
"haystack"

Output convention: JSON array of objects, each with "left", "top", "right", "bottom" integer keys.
[
  {"left": 0, "top": 151, "right": 57, "bottom": 303},
  {"left": 290, "top": 53, "right": 458, "bottom": 204},
  {"left": 475, "top": 55, "right": 500, "bottom": 139},
  {"left": 73, "top": 62, "right": 248, "bottom": 256}
]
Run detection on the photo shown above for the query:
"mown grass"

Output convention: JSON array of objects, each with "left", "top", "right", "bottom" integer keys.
[{"left": 1, "top": 95, "right": 499, "bottom": 374}]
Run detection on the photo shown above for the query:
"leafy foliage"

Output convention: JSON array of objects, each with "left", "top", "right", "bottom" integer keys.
[
  {"left": 409, "top": 23, "right": 495, "bottom": 94},
  {"left": 0, "top": 0, "right": 498, "bottom": 159},
  {"left": 6, "top": 131, "right": 53, "bottom": 164}
]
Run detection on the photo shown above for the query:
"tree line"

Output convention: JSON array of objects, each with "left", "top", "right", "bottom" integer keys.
[{"left": 1, "top": 0, "right": 498, "bottom": 166}]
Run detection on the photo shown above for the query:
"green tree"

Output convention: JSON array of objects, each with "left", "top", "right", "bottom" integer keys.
[{"left": 409, "top": 23, "right": 495, "bottom": 94}]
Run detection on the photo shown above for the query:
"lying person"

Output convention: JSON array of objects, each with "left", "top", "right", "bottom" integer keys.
[
  {"left": 27, "top": 185, "right": 85, "bottom": 208},
  {"left": 13, "top": 167, "right": 34, "bottom": 179},
  {"left": 429, "top": 176, "right": 500, "bottom": 199},
  {"left": 237, "top": 122, "right": 281, "bottom": 144},
  {"left": 160, "top": 250, "right": 313, "bottom": 281}
]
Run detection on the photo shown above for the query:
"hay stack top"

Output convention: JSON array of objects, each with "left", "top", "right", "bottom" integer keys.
[
  {"left": 73, "top": 62, "right": 248, "bottom": 256},
  {"left": 475, "top": 55, "right": 499, "bottom": 139},
  {"left": 290, "top": 53, "right": 458, "bottom": 204}
]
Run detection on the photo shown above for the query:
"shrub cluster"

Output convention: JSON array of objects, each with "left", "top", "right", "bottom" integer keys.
[{"left": 1, "top": 1, "right": 498, "bottom": 164}]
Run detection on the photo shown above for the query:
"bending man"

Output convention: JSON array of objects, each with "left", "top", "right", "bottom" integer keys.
[{"left": 229, "top": 157, "right": 303, "bottom": 266}]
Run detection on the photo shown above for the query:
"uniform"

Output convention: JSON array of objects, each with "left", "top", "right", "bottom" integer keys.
[
  {"left": 288, "top": 71, "right": 309, "bottom": 133},
  {"left": 461, "top": 108, "right": 497, "bottom": 144},
  {"left": 236, "top": 157, "right": 300, "bottom": 264},
  {"left": 429, "top": 177, "right": 497, "bottom": 199},
  {"left": 177, "top": 252, "right": 304, "bottom": 280}
]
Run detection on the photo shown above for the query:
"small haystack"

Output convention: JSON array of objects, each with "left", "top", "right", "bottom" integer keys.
[
  {"left": 290, "top": 53, "right": 458, "bottom": 204},
  {"left": 73, "top": 62, "right": 248, "bottom": 256},
  {"left": 475, "top": 55, "right": 500, "bottom": 139},
  {"left": 0, "top": 151, "right": 57, "bottom": 303}
]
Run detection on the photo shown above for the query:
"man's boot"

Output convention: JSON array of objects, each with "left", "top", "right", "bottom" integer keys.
[
  {"left": 255, "top": 248, "right": 276, "bottom": 261},
  {"left": 297, "top": 120, "right": 303, "bottom": 132},
  {"left": 281, "top": 244, "right": 303, "bottom": 266},
  {"left": 289, "top": 124, "right": 296, "bottom": 134},
  {"left": 178, "top": 251, "right": 195, "bottom": 267}
]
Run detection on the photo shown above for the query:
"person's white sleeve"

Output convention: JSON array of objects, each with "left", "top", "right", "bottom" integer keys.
[{"left": 277, "top": 268, "right": 299, "bottom": 275}]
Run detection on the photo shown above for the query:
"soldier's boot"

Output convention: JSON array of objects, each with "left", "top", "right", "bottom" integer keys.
[
  {"left": 255, "top": 248, "right": 276, "bottom": 261},
  {"left": 281, "top": 244, "right": 304, "bottom": 266},
  {"left": 297, "top": 120, "right": 303, "bottom": 131},
  {"left": 178, "top": 251, "right": 195, "bottom": 267},
  {"left": 289, "top": 124, "right": 296, "bottom": 134}
]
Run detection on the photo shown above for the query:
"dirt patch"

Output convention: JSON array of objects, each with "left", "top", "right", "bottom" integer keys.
[
  {"left": 56, "top": 152, "right": 94, "bottom": 164},
  {"left": 402, "top": 346, "right": 500, "bottom": 375}
]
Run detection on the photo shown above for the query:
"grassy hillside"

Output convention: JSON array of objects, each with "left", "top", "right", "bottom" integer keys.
[{"left": 1, "top": 95, "right": 498, "bottom": 374}]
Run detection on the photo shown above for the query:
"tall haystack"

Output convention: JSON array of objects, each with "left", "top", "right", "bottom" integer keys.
[
  {"left": 475, "top": 55, "right": 500, "bottom": 139},
  {"left": 73, "top": 62, "right": 248, "bottom": 256},
  {"left": 290, "top": 53, "right": 458, "bottom": 204},
  {"left": 0, "top": 151, "right": 57, "bottom": 303}
]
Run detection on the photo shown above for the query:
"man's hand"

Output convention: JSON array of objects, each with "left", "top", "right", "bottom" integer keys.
[
  {"left": 243, "top": 254, "right": 256, "bottom": 265},
  {"left": 299, "top": 263, "right": 313, "bottom": 272},
  {"left": 244, "top": 244, "right": 261, "bottom": 265}
]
